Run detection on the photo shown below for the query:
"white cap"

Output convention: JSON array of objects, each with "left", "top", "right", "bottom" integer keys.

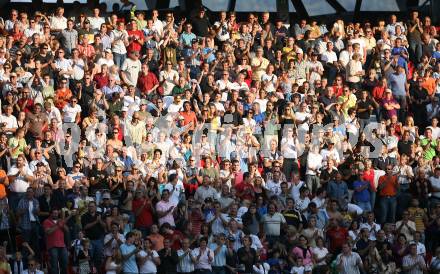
[{"left": 295, "top": 48, "right": 304, "bottom": 55}]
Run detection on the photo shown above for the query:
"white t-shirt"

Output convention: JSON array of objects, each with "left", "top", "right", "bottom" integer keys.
[
  {"left": 159, "top": 70, "right": 179, "bottom": 96},
  {"left": 138, "top": 250, "right": 159, "bottom": 273},
  {"left": 121, "top": 58, "right": 142, "bottom": 86},
  {"left": 88, "top": 16, "right": 105, "bottom": 32},
  {"left": 62, "top": 104, "right": 82, "bottom": 123}
]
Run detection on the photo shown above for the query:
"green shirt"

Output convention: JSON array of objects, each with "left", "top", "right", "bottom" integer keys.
[{"left": 420, "top": 138, "right": 437, "bottom": 160}]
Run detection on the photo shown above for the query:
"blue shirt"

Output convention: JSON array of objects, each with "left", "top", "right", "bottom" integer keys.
[
  {"left": 388, "top": 72, "right": 407, "bottom": 96},
  {"left": 208, "top": 243, "right": 227, "bottom": 266},
  {"left": 120, "top": 243, "right": 138, "bottom": 273},
  {"left": 180, "top": 32, "right": 196, "bottom": 48},
  {"left": 353, "top": 180, "right": 370, "bottom": 202}
]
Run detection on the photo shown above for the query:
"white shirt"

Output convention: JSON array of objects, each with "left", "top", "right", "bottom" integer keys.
[
  {"left": 321, "top": 50, "right": 338, "bottom": 63},
  {"left": 320, "top": 148, "right": 340, "bottom": 164},
  {"left": 8, "top": 165, "right": 33, "bottom": 193},
  {"left": 359, "top": 222, "right": 381, "bottom": 240},
  {"left": 50, "top": 16, "right": 67, "bottom": 30},
  {"left": 168, "top": 102, "right": 183, "bottom": 113},
  {"left": 254, "top": 98, "right": 268, "bottom": 112},
  {"left": 88, "top": 16, "right": 105, "bottom": 32},
  {"left": 312, "top": 246, "right": 329, "bottom": 265},
  {"left": 138, "top": 250, "right": 159, "bottom": 273},
  {"left": 306, "top": 153, "right": 323, "bottom": 176},
  {"left": 164, "top": 182, "right": 185, "bottom": 205},
  {"left": 159, "top": 70, "right": 179, "bottom": 96},
  {"left": 121, "top": 58, "right": 142, "bottom": 86},
  {"left": 429, "top": 176, "right": 440, "bottom": 198},
  {"left": 0, "top": 114, "right": 18, "bottom": 131},
  {"left": 193, "top": 247, "right": 214, "bottom": 270},
  {"left": 281, "top": 137, "right": 297, "bottom": 159},
  {"left": 62, "top": 104, "right": 81, "bottom": 123},
  {"left": 110, "top": 30, "right": 128, "bottom": 54},
  {"left": 23, "top": 270, "right": 44, "bottom": 274}
]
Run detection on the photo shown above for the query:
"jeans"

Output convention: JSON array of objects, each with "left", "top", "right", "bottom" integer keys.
[
  {"left": 22, "top": 222, "right": 41, "bottom": 260},
  {"left": 370, "top": 191, "right": 377, "bottom": 210},
  {"left": 394, "top": 95, "right": 407, "bottom": 123},
  {"left": 409, "top": 40, "right": 422, "bottom": 63},
  {"left": 113, "top": 53, "right": 126, "bottom": 68},
  {"left": 195, "top": 270, "right": 212, "bottom": 274},
  {"left": 49, "top": 247, "right": 68, "bottom": 274},
  {"left": 379, "top": 196, "right": 397, "bottom": 224},
  {"left": 90, "top": 238, "right": 104, "bottom": 269},
  {"left": 356, "top": 201, "right": 372, "bottom": 212},
  {"left": 9, "top": 192, "right": 25, "bottom": 213},
  {"left": 212, "top": 266, "right": 226, "bottom": 274}
]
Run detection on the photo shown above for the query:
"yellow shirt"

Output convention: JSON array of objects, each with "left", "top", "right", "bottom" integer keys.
[
  {"left": 251, "top": 57, "right": 269, "bottom": 81},
  {"left": 339, "top": 93, "right": 357, "bottom": 118}
]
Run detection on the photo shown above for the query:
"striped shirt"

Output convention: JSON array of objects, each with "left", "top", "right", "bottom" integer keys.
[
  {"left": 402, "top": 254, "right": 425, "bottom": 274},
  {"left": 177, "top": 249, "right": 195, "bottom": 273},
  {"left": 335, "top": 252, "right": 362, "bottom": 274}
]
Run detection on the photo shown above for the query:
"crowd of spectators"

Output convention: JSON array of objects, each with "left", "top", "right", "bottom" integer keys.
[{"left": 1, "top": 2, "right": 440, "bottom": 274}]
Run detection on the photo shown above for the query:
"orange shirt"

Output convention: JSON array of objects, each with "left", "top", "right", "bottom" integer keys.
[
  {"left": 54, "top": 88, "right": 72, "bottom": 110},
  {"left": 422, "top": 77, "right": 436, "bottom": 96},
  {"left": 378, "top": 175, "right": 398, "bottom": 196},
  {"left": 147, "top": 233, "right": 164, "bottom": 251},
  {"left": 179, "top": 111, "right": 197, "bottom": 130},
  {"left": 0, "top": 170, "right": 7, "bottom": 199}
]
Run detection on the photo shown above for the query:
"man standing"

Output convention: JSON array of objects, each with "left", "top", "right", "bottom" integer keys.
[
  {"left": 336, "top": 243, "right": 364, "bottom": 274},
  {"left": 43, "top": 208, "right": 70, "bottom": 274},
  {"left": 402, "top": 243, "right": 427, "bottom": 274},
  {"left": 81, "top": 201, "right": 106, "bottom": 269},
  {"left": 120, "top": 232, "right": 139, "bottom": 274},
  {"left": 377, "top": 165, "right": 399, "bottom": 224},
  {"left": 261, "top": 203, "right": 286, "bottom": 244}
]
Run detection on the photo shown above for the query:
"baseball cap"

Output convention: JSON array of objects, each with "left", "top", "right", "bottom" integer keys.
[
  {"left": 121, "top": 106, "right": 128, "bottom": 112},
  {"left": 102, "top": 193, "right": 111, "bottom": 199}
]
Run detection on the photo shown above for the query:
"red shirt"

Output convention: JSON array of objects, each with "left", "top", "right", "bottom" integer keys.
[
  {"left": 164, "top": 230, "right": 184, "bottom": 250},
  {"left": 127, "top": 30, "right": 144, "bottom": 53},
  {"left": 332, "top": 85, "right": 344, "bottom": 97},
  {"left": 137, "top": 72, "right": 159, "bottom": 95},
  {"left": 132, "top": 198, "right": 154, "bottom": 228},
  {"left": 42, "top": 218, "right": 66, "bottom": 249},
  {"left": 235, "top": 181, "right": 254, "bottom": 200},
  {"left": 326, "top": 226, "right": 348, "bottom": 253},
  {"left": 93, "top": 73, "right": 109, "bottom": 89},
  {"left": 372, "top": 85, "right": 386, "bottom": 101},
  {"left": 17, "top": 98, "right": 34, "bottom": 113}
]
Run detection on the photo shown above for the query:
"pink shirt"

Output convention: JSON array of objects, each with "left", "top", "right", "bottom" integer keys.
[{"left": 156, "top": 200, "right": 175, "bottom": 227}]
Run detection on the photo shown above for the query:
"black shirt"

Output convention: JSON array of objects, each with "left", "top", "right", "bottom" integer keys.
[
  {"left": 356, "top": 99, "right": 373, "bottom": 120},
  {"left": 81, "top": 212, "right": 104, "bottom": 240},
  {"left": 398, "top": 140, "right": 413, "bottom": 156},
  {"left": 157, "top": 248, "right": 178, "bottom": 274},
  {"left": 88, "top": 169, "right": 108, "bottom": 195},
  {"left": 191, "top": 17, "right": 211, "bottom": 37}
]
